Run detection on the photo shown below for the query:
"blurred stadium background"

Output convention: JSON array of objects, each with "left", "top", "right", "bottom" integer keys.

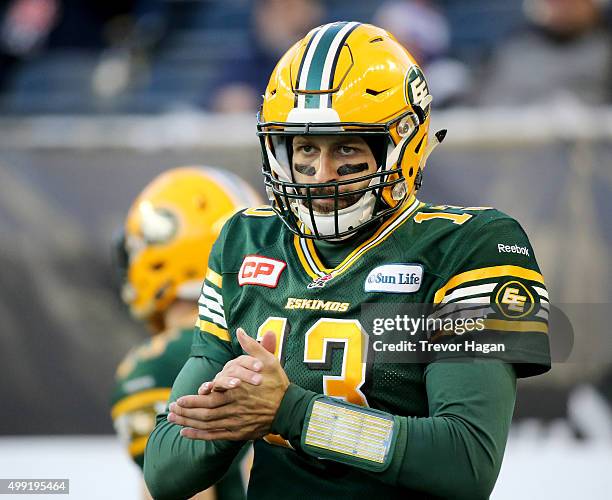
[{"left": 0, "top": 0, "right": 611, "bottom": 498}]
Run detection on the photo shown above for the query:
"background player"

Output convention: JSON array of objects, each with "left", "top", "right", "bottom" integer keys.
[{"left": 111, "top": 166, "right": 261, "bottom": 499}]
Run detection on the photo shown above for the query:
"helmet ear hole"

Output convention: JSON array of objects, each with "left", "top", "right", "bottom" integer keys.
[
  {"left": 414, "top": 136, "right": 425, "bottom": 154},
  {"left": 196, "top": 196, "right": 207, "bottom": 210},
  {"left": 414, "top": 169, "right": 423, "bottom": 190},
  {"left": 408, "top": 167, "right": 414, "bottom": 177},
  {"left": 150, "top": 261, "right": 165, "bottom": 271}
]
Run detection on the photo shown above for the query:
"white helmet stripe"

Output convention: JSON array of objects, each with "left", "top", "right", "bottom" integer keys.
[
  {"left": 297, "top": 22, "right": 361, "bottom": 110},
  {"left": 297, "top": 24, "right": 332, "bottom": 109},
  {"left": 319, "top": 22, "right": 360, "bottom": 109}
]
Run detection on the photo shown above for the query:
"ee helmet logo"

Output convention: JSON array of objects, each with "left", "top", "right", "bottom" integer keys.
[
  {"left": 238, "top": 255, "right": 286, "bottom": 288},
  {"left": 405, "top": 66, "right": 432, "bottom": 120}
]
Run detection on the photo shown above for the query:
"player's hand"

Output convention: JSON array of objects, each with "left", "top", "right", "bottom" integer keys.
[
  {"left": 168, "top": 329, "right": 289, "bottom": 441},
  {"left": 201, "top": 329, "right": 277, "bottom": 393}
]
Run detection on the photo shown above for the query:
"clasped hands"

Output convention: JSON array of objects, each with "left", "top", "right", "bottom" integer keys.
[{"left": 167, "top": 329, "right": 289, "bottom": 441}]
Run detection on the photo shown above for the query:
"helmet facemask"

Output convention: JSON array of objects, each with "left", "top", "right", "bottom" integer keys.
[{"left": 258, "top": 110, "right": 422, "bottom": 241}]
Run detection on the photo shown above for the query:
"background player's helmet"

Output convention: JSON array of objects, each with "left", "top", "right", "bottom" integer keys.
[
  {"left": 115, "top": 167, "right": 260, "bottom": 325},
  {"left": 258, "top": 22, "right": 436, "bottom": 240}
]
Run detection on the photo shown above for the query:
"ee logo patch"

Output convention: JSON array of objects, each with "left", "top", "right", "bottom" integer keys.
[
  {"left": 405, "top": 66, "right": 432, "bottom": 118},
  {"left": 494, "top": 281, "right": 536, "bottom": 319}
]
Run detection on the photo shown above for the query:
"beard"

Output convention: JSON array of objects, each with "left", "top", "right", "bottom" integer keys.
[{"left": 300, "top": 186, "right": 365, "bottom": 214}]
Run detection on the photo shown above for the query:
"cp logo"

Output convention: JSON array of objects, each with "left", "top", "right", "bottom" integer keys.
[{"left": 238, "top": 255, "right": 286, "bottom": 288}]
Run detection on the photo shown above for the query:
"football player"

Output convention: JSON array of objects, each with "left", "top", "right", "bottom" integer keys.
[
  {"left": 144, "top": 23, "right": 551, "bottom": 499},
  {"left": 111, "top": 167, "right": 260, "bottom": 499}
]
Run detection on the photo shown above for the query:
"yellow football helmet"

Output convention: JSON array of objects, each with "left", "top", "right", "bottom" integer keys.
[
  {"left": 116, "top": 166, "right": 261, "bottom": 326},
  {"left": 257, "top": 22, "right": 445, "bottom": 240}
]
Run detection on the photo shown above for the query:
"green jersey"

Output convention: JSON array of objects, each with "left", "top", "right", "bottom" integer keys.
[
  {"left": 111, "top": 328, "right": 247, "bottom": 500},
  {"left": 145, "top": 199, "right": 550, "bottom": 499}
]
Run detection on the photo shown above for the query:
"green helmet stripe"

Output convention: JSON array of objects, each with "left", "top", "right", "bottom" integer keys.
[{"left": 302, "top": 22, "right": 349, "bottom": 109}]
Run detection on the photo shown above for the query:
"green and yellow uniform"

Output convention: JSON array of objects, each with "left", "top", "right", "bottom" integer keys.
[
  {"left": 144, "top": 200, "right": 550, "bottom": 499},
  {"left": 111, "top": 328, "right": 247, "bottom": 499}
]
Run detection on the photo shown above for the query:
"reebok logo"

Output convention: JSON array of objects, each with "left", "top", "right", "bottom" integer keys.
[
  {"left": 497, "top": 244, "right": 529, "bottom": 257},
  {"left": 238, "top": 255, "right": 286, "bottom": 288},
  {"left": 307, "top": 274, "right": 334, "bottom": 289}
]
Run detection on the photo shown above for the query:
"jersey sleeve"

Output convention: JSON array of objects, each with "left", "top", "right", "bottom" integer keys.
[
  {"left": 144, "top": 219, "right": 245, "bottom": 499},
  {"left": 428, "top": 215, "right": 551, "bottom": 377},
  {"left": 144, "top": 357, "right": 245, "bottom": 499},
  {"left": 192, "top": 215, "right": 239, "bottom": 361}
]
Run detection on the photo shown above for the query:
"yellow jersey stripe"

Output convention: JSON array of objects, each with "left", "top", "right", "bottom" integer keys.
[
  {"left": 242, "top": 206, "right": 276, "bottom": 217},
  {"left": 434, "top": 265, "right": 545, "bottom": 304},
  {"left": 483, "top": 319, "right": 549, "bottom": 334},
  {"left": 128, "top": 436, "right": 149, "bottom": 458},
  {"left": 414, "top": 212, "right": 472, "bottom": 225},
  {"left": 293, "top": 223, "right": 330, "bottom": 278},
  {"left": 305, "top": 238, "right": 332, "bottom": 274},
  {"left": 198, "top": 319, "right": 231, "bottom": 342},
  {"left": 111, "top": 388, "right": 171, "bottom": 419},
  {"left": 206, "top": 268, "right": 222, "bottom": 288},
  {"left": 293, "top": 235, "right": 320, "bottom": 280}
]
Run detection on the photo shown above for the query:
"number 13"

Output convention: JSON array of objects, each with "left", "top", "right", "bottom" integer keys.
[{"left": 258, "top": 317, "right": 369, "bottom": 407}]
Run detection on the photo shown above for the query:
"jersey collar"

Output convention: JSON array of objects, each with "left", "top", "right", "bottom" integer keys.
[{"left": 292, "top": 197, "right": 424, "bottom": 281}]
